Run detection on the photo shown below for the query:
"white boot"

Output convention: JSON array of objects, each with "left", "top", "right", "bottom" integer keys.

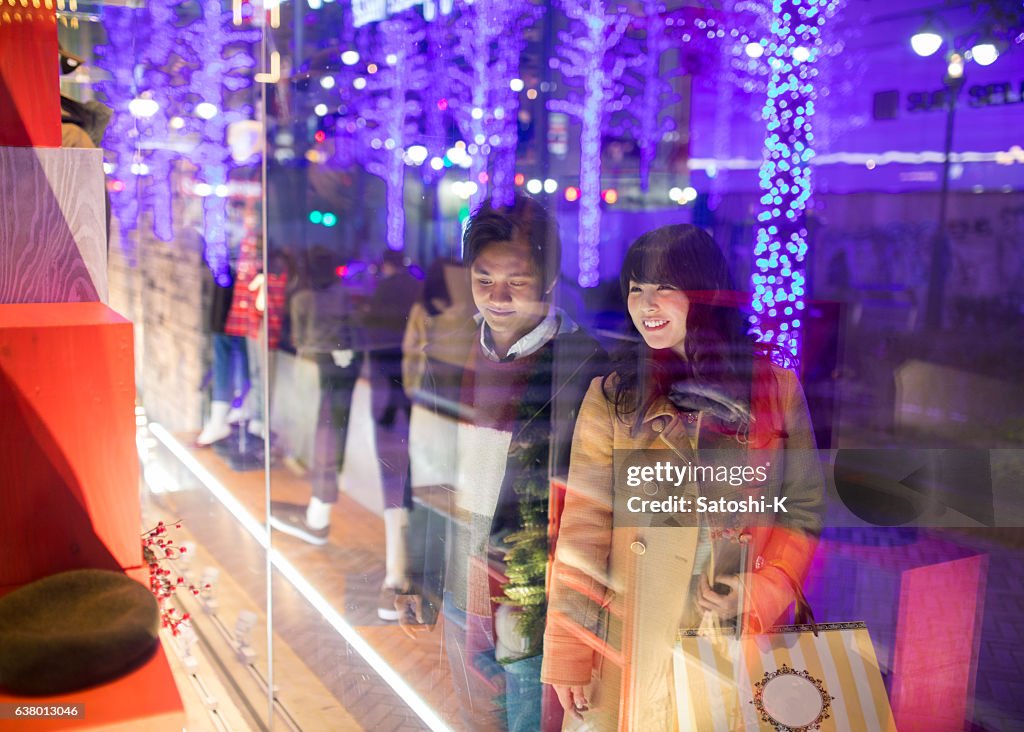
[
  {"left": 196, "top": 401, "right": 231, "bottom": 446},
  {"left": 378, "top": 508, "right": 410, "bottom": 621},
  {"left": 383, "top": 507, "right": 409, "bottom": 587}
]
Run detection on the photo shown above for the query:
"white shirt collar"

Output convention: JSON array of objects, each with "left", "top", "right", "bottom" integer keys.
[{"left": 476, "top": 306, "right": 578, "bottom": 362}]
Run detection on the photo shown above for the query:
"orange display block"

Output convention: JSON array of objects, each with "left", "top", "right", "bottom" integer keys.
[
  {"left": 0, "top": 642, "right": 185, "bottom": 731},
  {"left": 0, "top": 303, "right": 141, "bottom": 590}
]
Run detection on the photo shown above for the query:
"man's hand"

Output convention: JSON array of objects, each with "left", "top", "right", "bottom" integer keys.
[{"left": 552, "top": 684, "right": 590, "bottom": 720}]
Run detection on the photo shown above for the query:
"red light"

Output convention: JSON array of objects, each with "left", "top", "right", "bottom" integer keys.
[
  {"left": 335, "top": 265, "right": 348, "bottom": 277},
  {"left": 110, "top": 180, "right": 126, "bottom": 192},
  {"left": 514, "top": 173, "right": 525, "bottom": 186},
  {"left": 478, "top": 171, "right": 489, "bottom": 184},
  {"left": 602, "top": 188, "right": 618, "bottom": 205},
  {"left": 564, "top": 186, "right": 580, "bottom": 202},
  {"left": 437, "top": 98, "right": 449, "bottom": 111},
  {"left": 314, "top": 130, "right": 326, "bottom": 143}
]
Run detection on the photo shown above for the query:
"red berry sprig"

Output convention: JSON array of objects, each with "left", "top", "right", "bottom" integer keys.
[{"left": 142, "top": 520, "right": 200, "bottom": 636}]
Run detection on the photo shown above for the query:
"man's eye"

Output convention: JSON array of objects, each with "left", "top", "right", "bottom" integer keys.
[
  {"left": 510, "top": 281, "right": 526, "bottom": 287},
  {"left": 477, "top": 279, "right": 492, "bottom": 286}
]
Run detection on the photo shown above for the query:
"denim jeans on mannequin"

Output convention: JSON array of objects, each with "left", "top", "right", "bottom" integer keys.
[
  {"left": 212, "top": 333, "right": 249, "bottom": 404},
  {"left": 310, "top": 354, "right": 360, "bottom": 503},
  {"left": 245, "top": 334, "right": 277, "bottom": 425}
]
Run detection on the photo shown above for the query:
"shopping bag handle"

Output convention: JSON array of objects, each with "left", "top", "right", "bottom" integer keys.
[{"left": 765, "top": 560, "right": 818, "bottom": 636}]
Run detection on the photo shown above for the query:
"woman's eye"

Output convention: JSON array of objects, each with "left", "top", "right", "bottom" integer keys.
[
  {"left": 629, "top": 286, "right": 641, "bottom": 293},
  {"left": 657, "top": 284, "right": 677, "bottom": 291}
]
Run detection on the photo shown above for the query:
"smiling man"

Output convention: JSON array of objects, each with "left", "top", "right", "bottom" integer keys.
[
  {"left": 408, "top": 194, "right": 606, "bottom": 731},
  {"left": 470, "top": 237, "right": 549, "bottom": 359}
]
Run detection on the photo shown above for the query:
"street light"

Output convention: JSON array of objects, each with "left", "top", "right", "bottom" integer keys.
[
  {"left": 910, "top": 24, "right": 942, "bottom": 57},
  {"left": 909, "top": 20, "right": 1006, "bottom": 329}
]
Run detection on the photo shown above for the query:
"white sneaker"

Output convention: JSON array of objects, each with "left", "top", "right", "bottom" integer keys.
[{"left": 268, "top": 501, "right": 329, "bottom": 545}]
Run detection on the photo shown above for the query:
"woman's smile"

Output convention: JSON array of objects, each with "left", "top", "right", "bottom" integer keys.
[{"left": 628, "top": 280, "right": 690, "bottom": 357}]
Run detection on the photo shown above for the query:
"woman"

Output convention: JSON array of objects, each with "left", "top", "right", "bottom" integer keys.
[{"left": 540, "top": 225, "right": 824, "bottom": 731}]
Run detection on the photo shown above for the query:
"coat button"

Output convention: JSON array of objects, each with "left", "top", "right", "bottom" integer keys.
[
  {"left": 642, "top": 481, "right": 658, "bottom": 496},
  {"left": 630, "top": 541, "right": 646, "bottom": 555},
  {"left": 651, "top": 417, "right": 667, "bottom": 433}
]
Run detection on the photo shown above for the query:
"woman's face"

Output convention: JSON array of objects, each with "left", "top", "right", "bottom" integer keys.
[{"left": 627, "top": 280, "right": 690, "bottom": 357}]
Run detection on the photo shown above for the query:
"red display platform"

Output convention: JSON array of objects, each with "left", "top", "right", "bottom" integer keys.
[
  {"left": 0, "top": 303, "right": 184, "bottom": 728},
  {"left": 0, "top": 643, "right": 185, "bottom": 731},
  {"left": 0, "top": 303, "right": 141, "bottom": 589}
]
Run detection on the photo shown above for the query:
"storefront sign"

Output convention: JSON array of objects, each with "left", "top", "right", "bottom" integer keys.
[
  {"left": 352, "top": 0, "right": 456, "bottom": 27},
  {"left": 906, "top": 80, "right": 1024, "bottom": 113}
]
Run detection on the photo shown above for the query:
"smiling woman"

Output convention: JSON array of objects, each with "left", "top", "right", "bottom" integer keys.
[
  {"left": 542, "top": 224, "right": 825, "bottom": 731},
  {"left": 626, "top": 282, "right": 690, "bottom": 358}
]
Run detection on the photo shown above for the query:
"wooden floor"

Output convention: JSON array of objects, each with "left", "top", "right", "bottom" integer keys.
[{"left": 174, "top": 434, "right": 465, "bottom": 731}]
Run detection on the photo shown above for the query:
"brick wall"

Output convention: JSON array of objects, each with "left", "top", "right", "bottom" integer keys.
[{"left": 108, "top": 166, "right": 209, "bottom": 433}]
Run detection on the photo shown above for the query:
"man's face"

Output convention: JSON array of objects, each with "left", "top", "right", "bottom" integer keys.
[{"left": 470, "top": 238, "right": 547, "bottom": 355}]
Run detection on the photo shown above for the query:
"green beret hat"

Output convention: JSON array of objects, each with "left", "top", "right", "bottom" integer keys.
[{"left": 0, "top": 569, "right": 160, "bottom": 695}]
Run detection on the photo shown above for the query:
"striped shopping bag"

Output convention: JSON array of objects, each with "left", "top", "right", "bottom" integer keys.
[{"left": 674, "top": 621, "right": 897, "bottom": 731}]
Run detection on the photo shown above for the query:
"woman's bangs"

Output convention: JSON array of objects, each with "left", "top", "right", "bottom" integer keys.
[{"left": 623, "top": 240, "right": 682, "bottom": 288}]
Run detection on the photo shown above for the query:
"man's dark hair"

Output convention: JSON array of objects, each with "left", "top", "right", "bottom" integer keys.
[{"left": 463, "top": 194, "right": 561, "bottom": 294}]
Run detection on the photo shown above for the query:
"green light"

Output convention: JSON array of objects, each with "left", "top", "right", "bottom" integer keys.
[
  {"left": 309, "top": 210, "right": 323, "bottom": 224},
  {"left": 322, "top": 212, "right": 337, "bottom": 227}
]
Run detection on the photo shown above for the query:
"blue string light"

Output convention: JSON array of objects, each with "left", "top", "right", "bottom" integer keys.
[{"left": 749, "top": 0, "right": 839, "bottom": 361}]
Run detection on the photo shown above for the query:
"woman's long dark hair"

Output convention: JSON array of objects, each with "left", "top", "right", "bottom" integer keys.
[{"left": 604, "top": 224, "right": 764, "bottom": 431}]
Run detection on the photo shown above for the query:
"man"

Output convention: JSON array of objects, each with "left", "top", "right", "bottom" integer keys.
[{"left": 403, "top": 194, "right": 607, "bottom": 731}]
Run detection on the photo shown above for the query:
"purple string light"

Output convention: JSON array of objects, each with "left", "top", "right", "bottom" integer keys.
[
  {"left": 550, "top": 0, "right": 638, "bottom": 287},
  {"left": 359, "top": 14, "right": 429, "bottom": 251}
]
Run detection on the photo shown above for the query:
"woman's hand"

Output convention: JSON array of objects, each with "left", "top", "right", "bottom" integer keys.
[
  {"left": 696, "top": 574, "right": 740, "bottom": 619},
  {"left": 552, "top": 684, "right": 590, "bottom": 720}
]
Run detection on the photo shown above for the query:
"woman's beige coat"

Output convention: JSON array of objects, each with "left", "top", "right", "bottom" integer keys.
[{"left": 541, "top": 361, "right": 824, "bottom": 731}]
